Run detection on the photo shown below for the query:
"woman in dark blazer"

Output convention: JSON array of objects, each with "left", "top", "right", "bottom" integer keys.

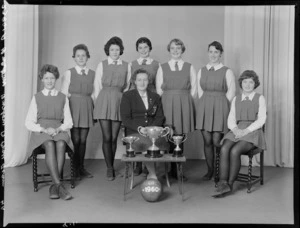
[{"left": 120, "top": 68, "right": 169, "bottom": 179}]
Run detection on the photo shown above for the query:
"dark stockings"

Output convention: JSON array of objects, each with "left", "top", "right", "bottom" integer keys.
[
  {"left": 201, "top": 130, "right": 223, "bottom": 179},
  {"left": 43, "top": 140, "right": 66, "bottom": 184},
  {"left": 219, "top": 139, "right": 254, "bottom": 187},
  {"left": 99, "top": 119, "right": 121, "bottom": 170},
  {"left": 71, "top": 127, "right": 90, "bottom": 173}
]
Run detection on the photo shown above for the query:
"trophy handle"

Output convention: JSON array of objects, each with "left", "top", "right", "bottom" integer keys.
[
  {"left": 168, "top": 134, "right": 175, "bottom": 144},
  {"left": 181, "top": 134, "right": 187, "bottom": 143},
  {"left": 161, "top": 126, "right": 170, "bottom": 137},
  {"left": 137, "top": 126, "right": 147, "bottom": 137}
]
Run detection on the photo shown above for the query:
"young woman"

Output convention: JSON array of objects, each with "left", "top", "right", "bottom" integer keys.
[
  {"left": 129, "top": 37, "right": 161, "bottom": 176},
  {"left": 214, "top": 70, "right": 267, "bottom": 197},
  {"left": 25, "top": 64, "right": 73, "bottom": 200},
  {"left": 196, "top": 41, "right": 236, "bottom": 180},
  {"left": 61, "top": 44, "right": 95, "bottom": 180},
  {"left": 120, "top": 68, "right": 168, "bottom": 179},
  {"left": 156, "top": 38, "right": 197, "bottom": 179},
  {"left": 92, "top": 36, "right": 131, "bottom": 181}
]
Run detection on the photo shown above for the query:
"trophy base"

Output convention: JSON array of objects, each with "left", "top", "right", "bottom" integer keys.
[
  {"left": 172, "top": 151, "right": 183, "bottom": 158},
  {"left": 126, "top": 151, "right": 135, "bottom": 157},
  {"left": 145, "top": 149, "right": 163, "bottom": 158}
]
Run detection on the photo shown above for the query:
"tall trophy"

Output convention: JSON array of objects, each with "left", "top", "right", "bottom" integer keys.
[
  {"left": 138, "top": 126, "right": 170, "bottom": 158},
  {"left": 168, "top": 134, "right": 187, "bottom": 157},
  {"left": 121, "top": 136, "right": 140, "bottom": 157}
]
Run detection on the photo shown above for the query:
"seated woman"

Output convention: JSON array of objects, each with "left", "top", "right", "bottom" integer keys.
[
  {"left": 120, "top": 68, "right": 169, "bottom": 179},
  {"left": 25, "top": 64, "right": 74, "bottom": 200},
  {"left": 214, "top": 70, "right": 267, "bottom": 198}
]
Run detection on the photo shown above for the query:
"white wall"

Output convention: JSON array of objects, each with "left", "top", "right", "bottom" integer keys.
[{"left": 38, "top": 5, "right": 225, "bottom": 159}]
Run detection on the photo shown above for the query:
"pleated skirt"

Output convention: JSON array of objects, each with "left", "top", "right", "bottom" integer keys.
[
  {"left": 196, "top": 91, "right": 230, "bottom": 133},
  {"left": 161, "top": 90, "right": 195, "bottom": 134},
  {"left": 93, "top": 87, "right": 122, "bottom": 121},
  {"left": 221, "top": 121, "right": 267, "bottom": 150},
  {"left": 69, "top": 94, "right": 94, "bottom": 128}
]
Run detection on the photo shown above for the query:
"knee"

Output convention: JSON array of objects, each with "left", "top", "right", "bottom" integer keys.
[
  {"left": 230, "top": 148, "right": 241, "bottom": 158},
  {"left": 56, "top": 140, "right": 66, "bottom": 149},
  {"left": 43, "top": 140, "right": 55, "bottom": 150}
]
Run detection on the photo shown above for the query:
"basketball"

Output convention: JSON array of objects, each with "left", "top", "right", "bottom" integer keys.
[{"left": 140, "top": 178, "right": 163, "bottom": 202}]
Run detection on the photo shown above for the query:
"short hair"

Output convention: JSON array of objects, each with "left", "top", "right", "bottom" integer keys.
[
  {"left": 104, "top": 36, "right": 124, "bottom": 56},
  {"left": 167, "top": 38, "right": 186, "bottom": 53},
  {"left": 72, "top": 44, "right": 90, "bottom": 58},
  {"left": 238, "top": 70, "right": 260, "bottom": 89},
  {"left": 131, "top": 68, "right": 150, "bottom": 86},
  {"left": 208, "top": 41, "right": 224, "bottom": 54},
  {"left": 136, "top": 37, "right": 152, "bottom": 52},
  {"left": 39, "top": 64, "right": 60, "bottom": 80}
]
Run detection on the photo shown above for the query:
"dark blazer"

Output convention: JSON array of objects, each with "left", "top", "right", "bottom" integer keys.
[{"left": 120, "top": 89, "right": 165, "bottom": 135}]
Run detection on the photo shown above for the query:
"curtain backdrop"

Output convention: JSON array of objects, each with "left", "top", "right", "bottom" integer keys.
[
  {"left": 4, "top": 2, "right": 39, "bottom": 167},
  {"left": 224, "top": 5, "right": 294, "bottom": 167}
]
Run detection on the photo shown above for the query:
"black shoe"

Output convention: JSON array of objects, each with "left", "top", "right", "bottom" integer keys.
[
  {"left": 80, "top": 168, "right": 93, "bottom": 178},
  {"left": 133, "top": 165, "right": 142, "bottom": 176},
  {"left": 49, "top": 184, "right": 59, "bottom": 199},
  {"left": 106, "top": 168, "right": 115, "bottom": 181}
]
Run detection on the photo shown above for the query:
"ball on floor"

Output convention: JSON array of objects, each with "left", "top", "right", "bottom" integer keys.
[{"left": 140, "top": 178, "right": 162, "bottom": 202}]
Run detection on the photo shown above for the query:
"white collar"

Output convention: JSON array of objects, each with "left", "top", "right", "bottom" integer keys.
[
  {"left": 206, "top": 62, "right": 224, "bottom": 71},
  {"left": 75, "top": 65, "right": 88, "bottom": 75},
  {"left": 169, "top": 59, "right": 184, "bottom": 66},
  {"left": 108, "top": 57, "right": 122, "bottom": 65},
  {"left": 242, "top": 91, "right": 255, "bottom": 100},
  {"left": 42, "top": 88, "right": 58, "bottom": 96},
  {"left": 137, "top": 57, "right": 153, "bottom": 65}
]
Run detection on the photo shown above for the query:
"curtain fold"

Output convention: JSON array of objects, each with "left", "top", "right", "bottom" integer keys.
[
  {"left": 224, "top": 5, "right": 294, "bottom": 167},
  {"left": 4, "top": 2, "right": 39, "bottom": 167}
]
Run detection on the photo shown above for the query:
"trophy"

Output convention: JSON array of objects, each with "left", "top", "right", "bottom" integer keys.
[
  {"left": 168, "top": 134, "right": 187, "bottom": 157},
  {"left": 138, "top": 126, "right": 170, "bottom": 158},
  {"left": 121, "top": 136, "right": 140, "bottom": 157}
]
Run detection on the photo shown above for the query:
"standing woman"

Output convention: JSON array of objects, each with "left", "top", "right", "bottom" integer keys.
[
  {"left": 129, "top": 37, "right": 160, "bottom": 176},
  {"left": 61, "top": 44, "right": 95, "bottom": 179},
  {"left": 196, "top": 41, "right": 236, "bottom": 180},
  {"left": 156, "top": 38, "right": 197, "bottom": 178},
  {"left": 92, "top": 36, "right": 131, "bottom": 181},
  {"left": 129, "top": 37, "right": 160, "bottom": 93}
]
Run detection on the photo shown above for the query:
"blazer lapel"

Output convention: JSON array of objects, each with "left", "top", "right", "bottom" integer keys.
[{"left": 135, "top": 89, "right": 147, "bottom": 111}]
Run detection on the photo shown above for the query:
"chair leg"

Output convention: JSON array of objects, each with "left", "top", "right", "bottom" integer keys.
[
  {"left": 260, "top": 151, "right": 264, "bottom": 185},
  {"left": 33, "top": 155, "right": 38, "bottom": 192},
  {"left": 215, "top": 149, "right": 220, "bottom": 187},
  {"left": 69, "top": 152, "right": 75, "bottom": 189},
  {"left": 247, "top": 156, "right": 253, "bottom": 193}
]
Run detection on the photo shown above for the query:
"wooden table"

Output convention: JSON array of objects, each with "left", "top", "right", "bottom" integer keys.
[{"left": 121, "top": 153, "right": 186, "bottom": 201}]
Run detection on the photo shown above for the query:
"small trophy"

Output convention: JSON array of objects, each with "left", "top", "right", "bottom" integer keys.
[
  {"left": 138, "top": 126, "right": 170, "bottom": 158},
  {"left": 121, "top": 136, "right": 140, "bottom": 157},
  {"left": 168, "top": 134, "right": 187, "bottom": 157}
]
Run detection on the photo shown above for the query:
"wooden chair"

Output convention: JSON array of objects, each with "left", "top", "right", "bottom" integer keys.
[
  {"left": 32, "top": 146, "right": 75, "bottom": 192},
  {"left": 214, "top": 127, "right": 265, "bottom": 193}
]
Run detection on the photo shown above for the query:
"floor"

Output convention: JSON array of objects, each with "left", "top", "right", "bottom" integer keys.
[{"left": 3, "top": 159, "right": 294, "bottom": 225}]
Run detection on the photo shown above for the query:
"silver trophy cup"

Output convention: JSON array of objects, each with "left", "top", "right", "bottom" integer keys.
[
  {"left": 121, "top": 136, "right": 140, "bottom": 157},
  {"left": 168, "top": 134, "right": 187, "bottom": 157},
  {"left": 138, "top": 126, "right": 170, "bottom": 158}
]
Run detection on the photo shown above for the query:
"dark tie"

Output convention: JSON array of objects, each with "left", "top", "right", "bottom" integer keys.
[
  {"left": 48, "top": 90, "right": 51, "bottom": 96},
  {"left": 209, "top": 66, "right": 215, "bottom": 71},
  {"left": 113, "top": 60, "right": 117, "bottom": 65},
  {"left": 175, "top": 61, "right": 179, "bottom": 71},
  {"left": 245, "top": 96, "right": 249, "bottom": 100},
  {"left": 81, "top": 69, "right": 86, "bottom": 76},
  {"left": 142, "top": 59, "right": 147, "bottom": 65}
]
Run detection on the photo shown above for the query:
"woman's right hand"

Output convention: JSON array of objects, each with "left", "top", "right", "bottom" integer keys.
[{"left": 44, "top": 127, "right": 57, "bottom": 136}]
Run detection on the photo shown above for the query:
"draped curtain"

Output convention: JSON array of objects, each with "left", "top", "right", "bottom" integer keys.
[
  {"left": 4, "top": 2, "right": 39, "bottom": 167},
  {"left": 224, "top": 5, "right": 294, "bottom": 167}
]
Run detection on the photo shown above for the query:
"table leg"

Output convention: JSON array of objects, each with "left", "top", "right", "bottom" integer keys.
[
  {"left": 176, "top": 163, "right": 184, "bottom": 201},
  {"left": 130, "top": 162, "right": 134, "bottom": 189},
  {"left": 165, "top": 163, "right": 170, "bottom": 187},
  {"left": 123, "top": 162, "right": 129, "bottom": 201}
]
